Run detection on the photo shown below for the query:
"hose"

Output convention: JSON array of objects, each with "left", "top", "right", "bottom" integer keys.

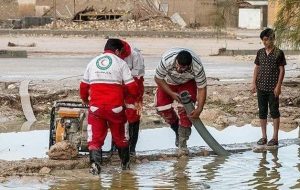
[{"left": 180, "top": 91, "right": 229, "bottom": 156}]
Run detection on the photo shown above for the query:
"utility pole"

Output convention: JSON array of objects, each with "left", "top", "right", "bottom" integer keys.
[{"left": 52, "top": 0, "right": 57, "bottom": 29}]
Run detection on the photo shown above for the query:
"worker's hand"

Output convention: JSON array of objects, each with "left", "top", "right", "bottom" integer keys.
[
  {"left": 251, "top": 83, "right": 256, "bottom": 94},
  {"left": 170, "top": 92, "right": 181, "bottom": 103},
  {"left": 135, "top": 101, "right": 143, "bottom": 115},
  {"left": 274, "top": 85, "right": 281, "bottom": 97},
  {"left": 189, "top": 107, "right": 202, "bottom": 119},
  {"left": 82, "top": 100, "right": 89, "bottom": 107}
]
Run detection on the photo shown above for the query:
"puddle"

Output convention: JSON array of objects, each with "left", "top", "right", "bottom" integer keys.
[
  {"left": 0, "top": 124, "right": 299, "bottom": 161},
  {"left": 1, "top": 123, "right": 300, "bottom": 189},
  {"left": 4, "top": 145, "right": 297, "bottom": 190},
  {"left": 45, "top": 145, "right": 300, "bottom": 190}
]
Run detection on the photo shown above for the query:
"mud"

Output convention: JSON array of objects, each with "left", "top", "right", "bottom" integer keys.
[
  {"left": 0, "top": 78, "right": 299, "bottom": 132},
  {"left": 48, "top": 141, "right": 78, "bottom": 160},
  {"left": 0, "top": 137, "right": 299, "bottom": 179},
  {"left": 0, "top": 77, "right": 299, "bottom": 179}
]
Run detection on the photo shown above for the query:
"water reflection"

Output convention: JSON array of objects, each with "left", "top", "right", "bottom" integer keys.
[
  {"left": 4, "top": 145, "right": 299, "bottom": 190},
  {"left": 102, "top": 171, "right": 138, "bottom": 190},
  {"left": 290, "top": 146, "right": 300, "bottom": 189},
  {"left": 248, "top": 149, "right": 282, "bottom": 190},
  {"left": 201, "top": 156, "right": 227, "bottom": 181},
  {"left": 173, "top": 157, "right": 190, "bottom": 189}
]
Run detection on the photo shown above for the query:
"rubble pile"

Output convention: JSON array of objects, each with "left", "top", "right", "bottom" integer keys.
[
  {"left": 41, "top": 17, "right": 183, "bottom": 31},
  {"left": 38, "top": 0, "right": 186, "bottom": 31},
  {"left": 48, "top": 141, "right": 78, "bottom": 160}
]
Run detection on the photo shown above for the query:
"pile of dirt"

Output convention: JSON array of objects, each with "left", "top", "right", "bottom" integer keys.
[
  {"left": 40, "top": 17, "right": 183, "bottom": 32},
  {"left": 48, "top": 141, "right": 78, "bottom": 160}
]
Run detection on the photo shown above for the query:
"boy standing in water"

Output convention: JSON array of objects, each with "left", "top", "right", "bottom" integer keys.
[{"left": 251, "top": 28, "right": 286, "bottom": 146}]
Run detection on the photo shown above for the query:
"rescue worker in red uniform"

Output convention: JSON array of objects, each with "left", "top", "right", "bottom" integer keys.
[
  {"left": 154, "top": 48, "right": 207, "bottom": 155},
  {"left": 119, "top": 40, "right": 145, "bottom": 155},
  {"left": 80, "top": 39, "right": 138, "bottom": 174}
]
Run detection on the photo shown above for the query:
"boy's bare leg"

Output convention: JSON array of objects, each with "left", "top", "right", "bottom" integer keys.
[
  {"left": 272, "top": 118, "right": 280, "bottom": 140},
  {"left": 260, "top": 119, "right": 267, "bottom": 139}
]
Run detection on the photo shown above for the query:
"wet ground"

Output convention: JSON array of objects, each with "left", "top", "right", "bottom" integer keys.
[
  {"left": 0, "top": 123, "right": 300, "bottom": 189},
  {"left": 0, "top": 35, "right": 300, "bottom": 189},
  {"left": 0, "top": 123, "right": 299, "bottom": 161},
  {"left": 49, "top": 145, "right": 300, "bottom": 190}
]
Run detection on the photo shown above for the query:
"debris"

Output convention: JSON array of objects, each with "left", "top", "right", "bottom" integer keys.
[
  {"left": 48, "top": 141, "right": 78, "bottom": 160},
  {"left": 170, "top": 13, "right": 187, "bottom": 28},
  {"left": 39, "top": 167, "right": 51, "bottom": 174},
  {"left": 8, "top": 42, "right": 36, "bottom": 47},
  {"left": 42, "top": 17, "right": 182, "bottom": 32},
  {"left": 7, "top": 84, "right": 16, "bottom": 90}
]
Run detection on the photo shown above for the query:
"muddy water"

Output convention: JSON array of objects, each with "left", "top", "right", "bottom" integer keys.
[
  {"left": 54, "top": 145, "right": 300, "bottom": 190},
  {"left": 3, "top": 145, "right": 298, "bottom": 189},
  {"left": 0, "top": 123, "right": 299, "bottom": 160},
  {"left": 0, "top": 124, "right": 300, "bottom": 189}
]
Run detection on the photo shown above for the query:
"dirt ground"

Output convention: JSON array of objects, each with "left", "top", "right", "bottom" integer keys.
[
  {"left": 1, "top": 78, "right": 300, "bottom": 132},
  {"left": 0, "top": 33, "right": 300, "bottom": 180}
]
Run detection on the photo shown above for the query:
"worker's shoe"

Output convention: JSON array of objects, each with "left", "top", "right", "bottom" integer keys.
[
  {"left": 170, "top": 123, "right": 179, "bottom": 147},
  {"left": 129, "top": 121, "right": 140, "bottom": 155},
  {"left": 118, "top": 147, "right": 130, "bottom": 170},
  {"left": 89, "top": 149, "right": 102, "bottom": 175},
  {"left": 178, "top": 126, "right": 191, "bottom": 156}
]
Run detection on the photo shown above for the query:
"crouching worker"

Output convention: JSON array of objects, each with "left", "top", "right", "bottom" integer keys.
[
  {"left": 80, "top": 39, "right": 138, "bottom": 174},
  {"left": 154, "top": 48, "right": 207, "bottom": 155}
]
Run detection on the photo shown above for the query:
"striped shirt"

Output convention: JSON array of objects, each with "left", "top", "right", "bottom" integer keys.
[{"left": 155, "top": 48, "right": 207, "bottom": 88}]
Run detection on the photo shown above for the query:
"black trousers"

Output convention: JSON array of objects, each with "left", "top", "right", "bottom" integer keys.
[{"left": 257, "top": 89, "right": 280, "bottom": 119}]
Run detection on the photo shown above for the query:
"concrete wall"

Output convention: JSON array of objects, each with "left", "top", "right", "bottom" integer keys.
[
  {"left": 168, "top": 0, "right": 196, "bottom": 24},
  {"left": 18, "top": 0, "right": 36, "bottom": 17},
  {"left": 194, "top": 0, "right": 217, "bottom": 26},
  {"left": 167, "top": 0, "right": 237, "bottom": 27},
  {"left": 0, "top": 0, "right": 19, "bottom": 20},
  {"left": 0, "top": 0, "right": 36, "bottom": 20}
]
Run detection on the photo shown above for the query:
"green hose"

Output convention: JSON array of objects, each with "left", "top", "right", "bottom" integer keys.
[{"left": 180, "top": 91, "right": 230, "bottom": 156}]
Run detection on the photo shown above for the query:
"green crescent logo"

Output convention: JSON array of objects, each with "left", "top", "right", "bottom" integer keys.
[{"left": 96, "top": 56, "right": 112, "bottom": 70}]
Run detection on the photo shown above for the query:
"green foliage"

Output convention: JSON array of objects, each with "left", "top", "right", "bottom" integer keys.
[{"left": 273, "top": 0, "right": 300, "bottom": 49}]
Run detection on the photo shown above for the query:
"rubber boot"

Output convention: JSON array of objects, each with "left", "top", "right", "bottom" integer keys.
[
  {"left": 118, "top": 147, "right": 130, "bottom": 170},
  {"left": 170, "top": 122, "right": 179, "bottom": 147},
  {"left": 178, "top": 126, "right": 191, "bottom": 156},
  {"left": 129, "top": 121, "right": 140, "bottom": 155},
  {"left": 89, "top": 149, "right": 102, "bottom": 175}
]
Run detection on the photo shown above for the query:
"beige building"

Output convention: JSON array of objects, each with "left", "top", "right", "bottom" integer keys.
[
  {"left": 167, "top": 0, "right": 238, "bottom": 27},
  {"left": 0, "top": 0, "right": 238, "bottom": 27}
]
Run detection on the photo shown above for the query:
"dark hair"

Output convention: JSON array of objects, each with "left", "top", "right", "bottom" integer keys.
[
  {"left": 104, "top": 38, "right": 124, "bottom": 52},
  {"left": 176, "top": 50, "right": 192, "bottom": 66},
  {"left": 260, "top": 28, "right": 275, "bottom": 40}
]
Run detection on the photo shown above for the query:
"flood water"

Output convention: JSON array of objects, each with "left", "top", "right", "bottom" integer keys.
[
  {"left": 48, "top": 145, "right": 300, "bottom": 190},
  {"left": 0, "top": 123, "right": 300, "bottom": 189}
]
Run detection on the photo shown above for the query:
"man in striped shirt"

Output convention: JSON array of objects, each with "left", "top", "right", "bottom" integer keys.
[{"left": 154, "top": 48, "right": 207, "bottom": 155}]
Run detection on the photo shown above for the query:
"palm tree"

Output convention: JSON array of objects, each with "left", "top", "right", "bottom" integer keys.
[{"left": 273, "top": 0, "right": 300, "bottom": 49}]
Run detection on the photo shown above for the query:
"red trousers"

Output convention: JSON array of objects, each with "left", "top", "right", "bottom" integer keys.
[
  {"left": 125, "top": 77, "right": 144, "bottom": 123},
  {"left": 155, "top": 80, "right": 197, "bottom": 128},
  {"left": 87, "top": 105, "right": 128, "bottom": 150}
]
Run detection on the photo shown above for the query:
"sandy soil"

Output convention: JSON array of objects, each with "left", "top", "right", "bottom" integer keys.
[
  {"left": 1, "top": 78, "right": 299, "bottom": 132},
  {"left": 0, "top": 34, "right": 300, "bottom": 180}
]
